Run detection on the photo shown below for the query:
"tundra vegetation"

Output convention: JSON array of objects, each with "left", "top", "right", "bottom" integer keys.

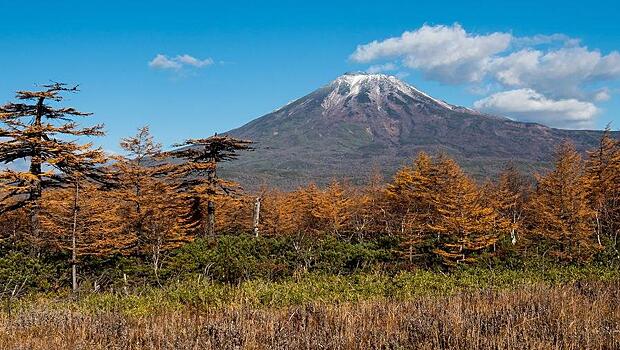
[{"left": 0, "top": 85, "right": 619, "bottom": 348}]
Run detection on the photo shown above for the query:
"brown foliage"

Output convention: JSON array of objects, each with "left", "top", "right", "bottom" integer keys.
[
  {"left": 40, "top": 182, "right": 134, "bottom": 257},
  {"left": 1, "top": 282, "right": 619, "bottom": 349},
  {"left": 585, "top": 126, "right": 620, "bottom": 253},
  {"left": 384, "top": 152, "right": 505, "bottom": 265},
  {"left": 0, "top": 83, "right": 106, "bottom": 213},
  {"left": 215, "top": 193, "right": 254, "bottom": 234},
  {"left": 428, "top": 156, "right": 505, "bottom": 265},
  {"left": 386, "top": 151, "right": 435, "bottom": 237},
  {"left": 113, "top": 127, "right": 192, "bottom": 275},
  {"left": 527, "top": 142, "right": 600, "bottom": 262},
  {"left": 186, "top": 137, "right": 617, "bottom": 266},
  {"left": 1, "top": 83, "right": 618, "bottom": 272},
  {"left": 484, "top": 164, "right": 530, "bottom": 246},
  {"left": 166, "top": 135, "right": 253, "bottom": 237}
]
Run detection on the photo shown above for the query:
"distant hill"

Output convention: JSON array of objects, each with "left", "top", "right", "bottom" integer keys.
[{"left": 223, "top": 72, "right": 616, "bottom": 189}]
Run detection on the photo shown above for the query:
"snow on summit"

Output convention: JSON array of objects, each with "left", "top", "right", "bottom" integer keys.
[{"left": 321, "top": 72, "right": 457, "bottom": 114}]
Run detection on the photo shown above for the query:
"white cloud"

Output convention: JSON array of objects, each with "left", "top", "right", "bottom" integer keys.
[
  {"left": 351, "top": 23, "right": 620, "bottom": 128},
  {"left": 175, "top": 54, "right": 214, "bottom": 68},
  {"left": 593, "top": 51, "right": 620, "bottom": 79},
  {"left": 511, "top": 33, "right": 579, "bottom": 47},
  {"left": 352, "top": 24, "right": 620, "bottom": 98},
  {"left": 149, "top": 54, "right": 182, "bottom": 70},
  {"left": 490, "top": 47, "right": 620, "bottom": 99},
  {"left": 350, "top": 23, "right": 511, "bottom": 83},
  {"left": 474, "top": 89, "right": 599, "bottom": 129},
  {"left": 148, "top": 54, "right": 214, "bottom": 70},
  {"left": 593, "top": 89, "right": 611, "bottom": 102}
]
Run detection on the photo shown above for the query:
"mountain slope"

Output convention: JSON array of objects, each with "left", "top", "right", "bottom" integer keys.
[{"left": 223, "top": 72, "right": 614, "bottom": 189}]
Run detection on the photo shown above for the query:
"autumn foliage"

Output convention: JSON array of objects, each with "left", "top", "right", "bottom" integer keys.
[
  {"left": 223, "top": 143, "right": 619, "bottom": 266},
  {"left": 1, "top": 84, "right": 620, "bottom": 292}
]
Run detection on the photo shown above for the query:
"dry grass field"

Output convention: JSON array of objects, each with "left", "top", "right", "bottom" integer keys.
[{"left": 1, "top": 280, "right": 618, "bottom": 350}]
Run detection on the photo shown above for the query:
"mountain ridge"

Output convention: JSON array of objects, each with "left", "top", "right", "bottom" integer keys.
[{"left": 222, "top": 72, "right": 616, "bottom": 189}]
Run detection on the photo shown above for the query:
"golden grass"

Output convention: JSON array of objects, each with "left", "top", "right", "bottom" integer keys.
[{"left": 1, "top": 281, "right": 619, "bottom": 349}]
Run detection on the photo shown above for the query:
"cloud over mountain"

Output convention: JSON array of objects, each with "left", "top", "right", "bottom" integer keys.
[
  {"left": 489, "top": 47, "right": 620, "bottom": 99},
  {"left": 474, "top": 89, "right": 599, "bottom": 129},
  {"left": 351, "top": 23, "right": 620, "bottom": 129},
  {"left": 351, "top": 24, "right": 511, "bottom": 84}
]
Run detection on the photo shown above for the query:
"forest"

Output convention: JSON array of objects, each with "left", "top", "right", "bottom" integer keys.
[{"left": 1, "top": 84, "right": 620, "bottom": 348}]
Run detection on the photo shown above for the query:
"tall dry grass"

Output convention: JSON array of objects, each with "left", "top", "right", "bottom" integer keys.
[{"left": 1, "top": 281, "right": 618, "bottom": 349}]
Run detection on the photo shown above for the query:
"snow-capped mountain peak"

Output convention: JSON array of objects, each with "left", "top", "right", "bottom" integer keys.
[
  {"left": 225, "top": 71, "right": 612, "bottom": 190},
  {"left": 320, "top": 72, "right": 457, "bottom": 114}
]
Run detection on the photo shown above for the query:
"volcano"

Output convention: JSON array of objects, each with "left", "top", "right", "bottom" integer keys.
[{"left": 223, "top": 72, "right": 613, "bottom": 189}]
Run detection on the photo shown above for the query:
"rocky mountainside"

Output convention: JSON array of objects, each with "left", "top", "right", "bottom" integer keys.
[{"left": 223, "top": 72, "right": 614, "bottom": 189}]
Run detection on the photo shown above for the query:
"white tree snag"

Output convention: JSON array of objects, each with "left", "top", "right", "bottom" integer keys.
[{"left": 253, "top": 196, "right": 261, "bottom": 237}]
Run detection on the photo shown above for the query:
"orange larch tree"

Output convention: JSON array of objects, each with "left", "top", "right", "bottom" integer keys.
[
  {"left": 385, "top": 152, "right": 437, "bottom": 262},
  {"left": 0, "top": 83, "right": 117, "bottom": 291},
  {"left": 114, "top": 127, "right": 168, "bottom": 237},
  {"left": 486, "top": 164, "right": 530, "bottom": 246},
  {"left": 256, "top": 188, "right": 296, "bottom": 237},
  {"left": 527, "top": 142, "right": 599, "bottom": 262},
  {"left": 0, "top": 83, "right": 106, "bottom": 242},
  {"left": 113, "top": 126, "right": 191, "bottom": 279},
  {"left": 281, "top": 184, "right": 320, "bottom": 238},
  {"left": 40, "top": 182, "right": 133, "bottom": 292},
  {"left": 428, "top": 156, "right": 503, "bottom": 266},
  {"left": 346, "top": 180, "right": 383, "bottom": 239},
  {"left": 166, "top": 135, "right": 253, "bottom": 237},
  {"left": 585, "top": 127, "right": 620, "bottom": 254},
  {"left": 215, "top": 193, "right": 253, "bottom": 235},
  {"left": 310, "top": 181, "right": 354, "bottom": 237}
]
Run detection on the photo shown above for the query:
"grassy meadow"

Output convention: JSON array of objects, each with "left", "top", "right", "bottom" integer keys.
[{"left": 1, "top": 265, "right": 620, "bottom": 349}]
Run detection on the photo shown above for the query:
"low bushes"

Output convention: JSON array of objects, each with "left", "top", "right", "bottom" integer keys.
[{"left": 0, "top": 234, "right": 617, "bottom": 294}]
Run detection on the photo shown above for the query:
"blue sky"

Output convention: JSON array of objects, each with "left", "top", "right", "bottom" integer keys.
[{"left": 1, "top": 0, "right": 619, "bottom": 153}]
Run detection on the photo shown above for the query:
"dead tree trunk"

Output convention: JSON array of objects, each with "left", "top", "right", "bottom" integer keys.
[
  {"left": 253, "top": 196, "right": 261, "bottom": 237},
  {"left": 71, "top": 180, "right": 79, "bottom": 293}
]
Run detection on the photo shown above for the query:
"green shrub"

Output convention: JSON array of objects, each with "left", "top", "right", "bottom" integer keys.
[
  {"left": 0, "top": 251, "right": 61, "bottom": 291},
  {"left": 1, "top": 233, "right": 618, "bottom": 295}
]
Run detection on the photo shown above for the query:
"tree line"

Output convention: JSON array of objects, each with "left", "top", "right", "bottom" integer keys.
[
  {"left": 221, "top": 137, "right": 619, "bottom": 266},
  {"left": 1, "top": 84, "right": 619, "bottom": 291}
]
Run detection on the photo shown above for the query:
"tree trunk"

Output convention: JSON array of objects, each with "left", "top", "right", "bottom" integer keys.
[
  {"left": 595, "top": 212, "right": 602, "bottom": 246},
  {"left": 29, "top": 201, "right": 40, "bottom": 244},
  {"left": 28, "top": 97, "right": 45, "bottom": 240},
  {"left": 253, "top": 197, "right": 261, "bottom": 237},
  {"left": 206, "top": 165, "right": 216, "bottom": 237},
  {"left": 71, "top": 180, "right": 79, "bottom": 293},
  {"left": 135, "top": 182, "right": 143, "bottom": 240},
  {"left": 152, "top": 237, "right": 162, "bottom": 286},
  {"left": 511, "top": 213, "right": 518, "bottom": 245},
  {"left": 207, "top": 200, "right": 215, "bottom": 236},
  {"left": 123, "top": 273, "right": 128, "bottom": 295}
]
